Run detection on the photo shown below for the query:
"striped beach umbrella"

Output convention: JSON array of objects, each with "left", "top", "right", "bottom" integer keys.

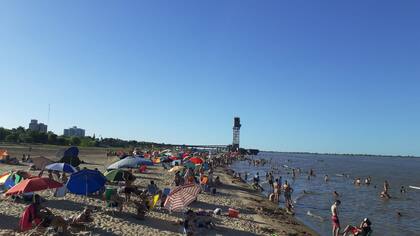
[{"left": 164, "top": 183, "right": 201, "bottom": 212}]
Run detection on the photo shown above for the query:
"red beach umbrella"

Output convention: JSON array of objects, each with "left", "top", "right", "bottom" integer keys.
[
  {"left": 169, "top": 156, "right": 179, "bottom": 161},
  {"left": 189, "top": 157, "right": 203, "bottom": 164},
  {"left": 5, "top": 177, "right": 63, "bottom": 196}
]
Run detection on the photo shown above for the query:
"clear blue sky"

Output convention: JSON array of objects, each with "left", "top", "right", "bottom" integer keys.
[{"left": 1, "top": 1, "right": 420, "bottom": 156}]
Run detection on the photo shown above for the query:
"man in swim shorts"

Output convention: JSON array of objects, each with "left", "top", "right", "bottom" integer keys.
[{"left": 331, "top": 200, "right": 341, "bottom": 236}]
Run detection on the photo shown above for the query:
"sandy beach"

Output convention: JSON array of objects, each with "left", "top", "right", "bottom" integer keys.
[{"left": 0, "top": 144, "right": 317, "bottom": 236}]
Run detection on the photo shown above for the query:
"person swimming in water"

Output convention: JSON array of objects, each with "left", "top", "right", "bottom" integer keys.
[
  {"left": 324, "top": 175, "right": 329, "bottom": 182},
  {"left": 333, "top": 191, "right": 340, "bottom": 198},
  {"left": 354, "top": 177, "right": 361, "bottom": 185},
  {"left": 365, "top": 176, "right": 371, "bottom": 185},
  {"left": 400, "top": 185, "right": 406, "bottom": 194}
]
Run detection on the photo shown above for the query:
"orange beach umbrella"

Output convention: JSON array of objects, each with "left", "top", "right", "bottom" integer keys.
[{"left": 5, "top": 177, "right": 63, "bottom": 196}]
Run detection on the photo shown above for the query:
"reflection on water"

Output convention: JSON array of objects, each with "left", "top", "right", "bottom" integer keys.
[{"left": 230, "top": 152, "right": 420, "bottom": 236}]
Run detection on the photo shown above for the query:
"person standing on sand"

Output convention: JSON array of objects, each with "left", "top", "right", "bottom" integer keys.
[
  {"left": 331, "top": 200, "right": 341, "bottom": 236},
  {"left": 273, "top": 178, "right": 281, "bottom": 202},
  {"left": 283, "top": 181, "right": 293, "bottom": 208}
]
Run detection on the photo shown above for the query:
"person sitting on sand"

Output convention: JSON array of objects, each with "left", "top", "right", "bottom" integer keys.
[
  {"left": 133, "top": 192, "right": 149, "bottom": 220},
  {"left": 32, "top": 195, "right": 69, "bottom": 233},
  {"left": 147, "top": 180, "right": 158, "bottom": 195},
  {"left": 183, "top": 209, "right": 197, "bottom": 236},
  {"left": 68, "top": 207, "right": 93, "bottom": 225},
  {"left": 109, "top": 190, "right": 124, "bottom": 212},
  {"left": 47, "top": 170, "right": 54, "bottom": 180},
  {"left": 214, "top": 176, "right": 221, "bottom": 186},
  {"left": 342, "top": 218, "right": 372, "bottom": 236}
]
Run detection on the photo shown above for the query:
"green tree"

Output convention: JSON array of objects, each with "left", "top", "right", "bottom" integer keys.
[
  {"left": 5, "top": 133, "right": 19, "bottom": 142},
  {"left": 48, "top": 133, "right": 58, "bottom": 145},
  {"left": 0, "top": 127, "right": 11, "bottom": 141},
  {"left": 56, "top": 137, "right": 69, "bottom": 146},
  {"left": 19, "top": 133, "right": 33, "bottom": 143},
  {"left": 71, "top": 136, "right": 81, "bottom": 146}
]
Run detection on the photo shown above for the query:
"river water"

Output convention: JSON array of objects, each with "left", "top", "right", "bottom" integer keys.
[{"left": 230, "top": 152, "right": 420, "bottom": 236}]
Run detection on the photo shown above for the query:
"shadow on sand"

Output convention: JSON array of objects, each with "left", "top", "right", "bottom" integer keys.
[
  {"left": 45, "top": 199, "right": 84, "bottom": 212},
  {"left": 105, "top": 211, "right": 181, "bottom": 234},
  {"left": 0, "top": 213, "right": 19, "bottom": 230}
]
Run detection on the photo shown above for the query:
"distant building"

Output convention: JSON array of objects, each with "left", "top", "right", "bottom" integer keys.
[
  {"left": 28, "top": 119, "right": 48, "bottom": 133},
  {"left": 63, "top": 126, "right": 85, "bottom": 137}
]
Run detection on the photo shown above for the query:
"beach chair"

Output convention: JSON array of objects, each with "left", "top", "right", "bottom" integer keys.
[{"left": 103, "top": 188, "right": 118, "bottom": 214}]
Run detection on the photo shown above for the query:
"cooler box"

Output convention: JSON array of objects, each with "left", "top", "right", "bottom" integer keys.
[{"left": 228, "top": 208, "right": 239, "bottom": 218}]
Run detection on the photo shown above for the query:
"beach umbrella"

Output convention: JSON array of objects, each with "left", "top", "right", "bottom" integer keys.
[
  {"left": 0, "top": 172, "right": 12, "bottom": 186},
  {"left": 67, "top": 169, "right": 106, "bottom": 195},
  {"left": 31, "top": 156, "right": 53, "bottom": 170},
  {"left": 104, "top": 169, "right": 135, "bottom": 182},
  {"left": 164, "top": 183, "right": 201, "bottom": 212},
  {"left": 169, "top": 166, "right": 184, "bottom": 173},
  {"left": 45, "top": 163, "right": 77, "bottom": 173},
  {"left": 1, "top": 172, "right": 26, "bottom": 189},
  {"left": 56, "top": 146, "right": 81, "bottom": 167},
  {"left": 107, "top": 156, "right": 153, "bottom": 170},
  {"left": 189, "top": 157, "right": 203, "bottom": 164},
  {"left": 5, "top": 177, "right": 63, "bottom": 196}
]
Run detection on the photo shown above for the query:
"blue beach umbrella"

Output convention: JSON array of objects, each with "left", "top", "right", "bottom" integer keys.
[
  {"left": 67, "top": 169, "right": 106, "bottom": 195},
  {"left": 45, "top": 163, "right": 77, "bottom": 173}
]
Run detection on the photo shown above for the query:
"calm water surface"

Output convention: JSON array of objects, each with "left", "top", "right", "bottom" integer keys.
[{"left": 230, "top": 152, "right": 420, "bottom": 236}]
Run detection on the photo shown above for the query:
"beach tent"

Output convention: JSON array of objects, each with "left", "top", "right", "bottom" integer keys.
[
  {"left": 31, "top": 156, "right": 53, "bottom": 170},
  {"left": 67, "top": 169, "right": 106, "bottom": 195},
  {"left": 45, "top": 163, "right": 77, "bottom": 173},
  {"left": 164, "top": 183, "right": 201, "bottom": 212},
  {"left": 107, "top": 156, "right": 153, "bottom": 170},
  {"left": 56, "top": 146, "right": 81, "bottom": 167},
  {"left": 5, "top": 177, "right": 63, "bottom": 196},
  {"left": 104, "top": 169, "right": 135, "bottom": 182}
]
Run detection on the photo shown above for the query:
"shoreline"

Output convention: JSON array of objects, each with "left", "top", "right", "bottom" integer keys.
[
  {"left": 216, "top": 166, "right": 318, "bottom": 236},
  {"left": 0, "top": 145, "right": 318, "bottom": 235}
]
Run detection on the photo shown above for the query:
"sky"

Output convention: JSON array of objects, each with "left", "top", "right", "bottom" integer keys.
[{"left": 1, "top": 1, "right": 420, "bottom": 156}]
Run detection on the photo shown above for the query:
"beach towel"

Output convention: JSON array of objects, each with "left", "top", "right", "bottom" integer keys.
[{"left": 19, "top": 204, "right": 41, "bottom": 232}]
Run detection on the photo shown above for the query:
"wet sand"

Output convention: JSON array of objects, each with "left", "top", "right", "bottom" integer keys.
[{"left": 0, "top": 144, "right": 317, "bottom": 235}]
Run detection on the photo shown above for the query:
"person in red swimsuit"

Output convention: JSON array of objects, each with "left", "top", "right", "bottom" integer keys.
[{"left": 331, "top": 200, "right": 341, "bottom": 236}]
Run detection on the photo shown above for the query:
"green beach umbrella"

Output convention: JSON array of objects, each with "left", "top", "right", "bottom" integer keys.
[{"left": 104, "top": 169, "right": 135, "bottom": 182}]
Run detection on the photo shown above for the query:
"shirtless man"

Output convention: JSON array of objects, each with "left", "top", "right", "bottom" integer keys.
[{"left": 331, "top": 200, "right": 341, "bottom": 236}]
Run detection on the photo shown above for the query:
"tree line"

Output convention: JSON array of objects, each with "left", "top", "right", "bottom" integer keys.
[{"left": 0, "top": 126, "right": 169, "bottom": 149}]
